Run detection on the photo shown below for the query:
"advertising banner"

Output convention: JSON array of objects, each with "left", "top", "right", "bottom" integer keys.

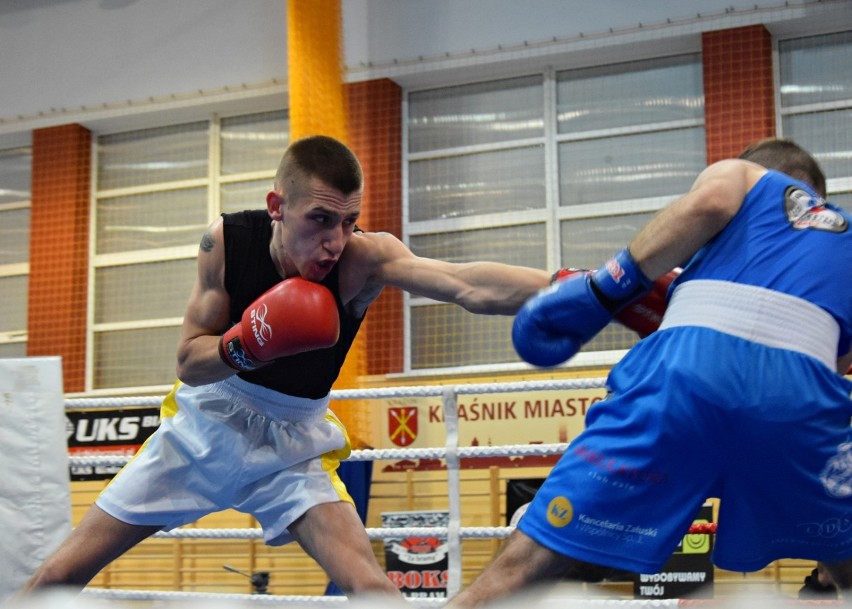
[
  {"left": 633, "top": 503, "right": 715, "bottom": 599},
  {"left": 66, "top": 407, "right": 161, "bottom": 481},
  {"left": 376, "top": 386, "right": 607, "bottom": 471},
  {"left": 382, "top": 510, "right": 449, "bottom": 599}
]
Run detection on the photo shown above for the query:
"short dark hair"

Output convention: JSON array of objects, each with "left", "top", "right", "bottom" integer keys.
[
  {"left": 738, "top": 138, "right": 826, "bottom": 197},
  {"left": 275, "top": 135, "right": 363, "bottom": 199}
]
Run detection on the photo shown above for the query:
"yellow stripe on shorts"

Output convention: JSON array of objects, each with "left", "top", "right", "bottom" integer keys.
[{"left": 322, "top": 411, "right": 355, "bottom": 505}]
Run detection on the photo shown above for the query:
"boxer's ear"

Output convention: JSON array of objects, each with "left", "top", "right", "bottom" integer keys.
[{"left": 267, "top": 191, "right": 284, "bottom": 220}]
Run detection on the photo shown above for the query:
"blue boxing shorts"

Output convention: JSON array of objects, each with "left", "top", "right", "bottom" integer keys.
[
  {"left": 518, "top": 282, "right": 852, "bottom": 574},
  {"left": 97, "top": 376, "right": 354, "bottom": 546}
]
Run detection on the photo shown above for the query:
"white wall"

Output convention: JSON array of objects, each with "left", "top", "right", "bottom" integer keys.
[
  {"left": 0, "top": 0, "right": 284, "bottom": 122},
  {"left": 345, "top": 0, "right": 761, "bottom": 67},
  {"left": 1, "top": 0, "right": 851, "bottom": 145}
]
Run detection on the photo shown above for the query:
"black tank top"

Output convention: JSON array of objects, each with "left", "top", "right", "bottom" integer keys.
[{"left": 222, "top": 210, "right": 365, "bottom": 399}]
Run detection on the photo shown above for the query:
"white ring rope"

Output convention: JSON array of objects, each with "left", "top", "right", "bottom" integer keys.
[
  {"left": 150, "top": 526, "right": 515, "bottom": 541},
  {"left": 69, "top": 378, "right": 612, "bottom": 606},
  {"left": 69, "top": 443, "right": 570, "bottom": 468},
  {"left": 64, "top": 378, "right": 607, "bottom": 410},
  {"left": 81, "top": 587, "right": 690, "bottom": 607},
  {"left": 83, "top": 587, "right": 346, "bottom": 604}
]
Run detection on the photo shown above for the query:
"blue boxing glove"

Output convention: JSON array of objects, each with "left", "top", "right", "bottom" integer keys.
[{"left": 512, "top": 249, "right": 651, "bottom": 367}]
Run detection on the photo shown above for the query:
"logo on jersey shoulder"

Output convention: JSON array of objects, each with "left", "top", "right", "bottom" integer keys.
[{"left": 784, "top": 186, "right": 848, "bottom": 232}]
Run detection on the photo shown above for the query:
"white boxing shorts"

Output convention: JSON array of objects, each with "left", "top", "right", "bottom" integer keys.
[{"left": 97, "top": 376, "right": 354, "bottom": 546}]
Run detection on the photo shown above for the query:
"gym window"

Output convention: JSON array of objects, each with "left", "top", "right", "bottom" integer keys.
[
  {"left": 779, "top": 30, "right": 852, "bottom": 208},
  {"left": 404, "top": 54, "right": 705, "bottom": 373},
  {"left": 0, "top": 146, "right": 31, "bottom": 358},
  {"left": 90, "top": 111, "right": 289, "bottom": 391}
]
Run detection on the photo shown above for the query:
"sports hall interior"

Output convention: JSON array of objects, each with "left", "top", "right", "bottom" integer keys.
[{"left": 1, "top": 0, "right": 851, "bottom": 602}]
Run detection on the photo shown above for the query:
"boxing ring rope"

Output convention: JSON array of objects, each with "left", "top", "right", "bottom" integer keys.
[
  {"left": 65, "top": 378, "right": 608, "bottom": 409},
  {"left": 80, "top": 587, "right": 710, "bottom": 607},
  {"left": 65, "top": 378, "right": 718, "bottom": 606}
]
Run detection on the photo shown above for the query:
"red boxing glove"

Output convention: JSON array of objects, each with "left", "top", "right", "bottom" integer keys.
[
  {"left": 550, "top": 266, "right": 680, "bottom": 338},
  {"left": 218, "top": 277, "right": 340, "bottom": 371},
  {"left": 614, "top": 269, "right": 680, "bottom": 337}
]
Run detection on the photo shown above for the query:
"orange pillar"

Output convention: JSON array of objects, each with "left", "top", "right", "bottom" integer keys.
[
  {"left": 287, "top": 0, "right": 363, "bottom": 385},
  {"left": 287, "top": 0, "right": 374, "bottom": 445},
  {"left": 702, "top": 25, "right": 776, "bottom": 163},
  {"left": 287, "top": 0, "right": 348, "bottom": 142},
  {"left": 28, "top": 124, "right": 91, "bottom": 392},
  {"left": 347, "top": 79, "right": 403, "bottom": 376}
]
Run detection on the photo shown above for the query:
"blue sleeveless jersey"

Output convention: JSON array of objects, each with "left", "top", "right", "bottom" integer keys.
[{"left": 674, "top": 170, "right": 852, "bottom": 357}]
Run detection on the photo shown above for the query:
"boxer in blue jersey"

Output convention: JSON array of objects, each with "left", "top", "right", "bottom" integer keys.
[{"left": 450, "top": 139, "right": 852, "bottom": 607}]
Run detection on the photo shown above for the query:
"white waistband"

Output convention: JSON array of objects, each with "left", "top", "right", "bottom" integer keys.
[
  {"left": 659, "top": 280, "right": 839, "bottom": 369},
  {"left": 183, "top": 375, "right": 331, "bottom": 423}
]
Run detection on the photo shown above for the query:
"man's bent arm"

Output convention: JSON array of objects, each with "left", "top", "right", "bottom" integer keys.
[
  {"left": 175, "top": 219, "right": 236, "bottom": 386},
  {"left": 628, "top": 159, "right": 759, "bottom": 280}
]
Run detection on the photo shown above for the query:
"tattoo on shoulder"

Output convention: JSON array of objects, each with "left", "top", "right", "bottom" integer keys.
[{"left": 200, "top": 231, "right": 215, "bottom": 252}]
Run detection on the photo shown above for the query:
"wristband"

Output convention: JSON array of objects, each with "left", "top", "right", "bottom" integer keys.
[
  {"left": 218, "top": 334, "right": 259, "bottom": 371},
  {"left": 590, "top": 248, "right": 652, "bottom": 313}
]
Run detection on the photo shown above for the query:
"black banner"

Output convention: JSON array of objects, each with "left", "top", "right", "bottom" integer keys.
[
  {"left": 66, "top": 407, "right": 161, "bottom": 481},
  {"left": 382, "top": 510, "right": 449, "bottom": 598},
  {"left": 633, "top": 503, "right": 715, "bottom": 599},
  {"left": 505, "top": 478, "right": 544, "bottom": 525}
]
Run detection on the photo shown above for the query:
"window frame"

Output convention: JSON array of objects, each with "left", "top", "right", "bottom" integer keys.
[
  {"left": 402, "top": 54, "right": 706, "bottom": 376},
  {"left": 776, "top": 30, "right": 852, "bottom": 202},
  {"left": 0, "top": 146, "right": 32, "bottom": 355},
  {"left": 87, "top": 112, "right": 287, "bottom": 393}
]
